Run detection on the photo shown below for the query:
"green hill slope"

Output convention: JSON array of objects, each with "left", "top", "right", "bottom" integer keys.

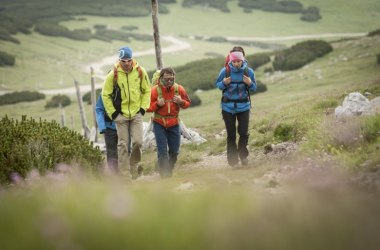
[
  {"left": 0, "top": 27, "right": 380, "bottom": 250},
  {"left": 0, "top": 0, "right": 379, "bottom": 92}
]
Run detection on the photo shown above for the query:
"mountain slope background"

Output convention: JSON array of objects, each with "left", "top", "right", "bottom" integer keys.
[
  {"left": 1, "top": 1, "right": 380, "bottom": 249},
  {"left": 0, "top": 0, "right": 379, "bottom": 90}
]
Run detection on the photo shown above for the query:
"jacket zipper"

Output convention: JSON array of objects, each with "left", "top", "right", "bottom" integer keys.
[{"left": 126, "top": 72, "right": 131, "bottom": 119}]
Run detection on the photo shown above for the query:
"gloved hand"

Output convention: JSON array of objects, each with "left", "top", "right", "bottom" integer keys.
[
  {"left": 111, "top": 111, "right": 119, "bottom": 120},
  {"left": 139, "top": 108, "right": 145, "bottom": 116}
]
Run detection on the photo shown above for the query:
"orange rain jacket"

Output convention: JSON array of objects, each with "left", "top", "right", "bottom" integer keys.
[{"left": 147, "top": 82, "right": 191, "bottom": 128}]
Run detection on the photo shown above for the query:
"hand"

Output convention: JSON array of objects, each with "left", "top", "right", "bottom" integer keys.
[
  {"left": 173, "top": 95, "right": 183, "bottom": 105},
  {"left": 223, "top": 77, "right": 231, "bottom": 85},
  {"left": 243, "top": 75, "right": 252, "bottom": 85},
  {"left": 111, "top": 111, "right": 119, "bottom": 120},
  {"left": 157, "top": 97, "right": 165, "bottom": 107}
]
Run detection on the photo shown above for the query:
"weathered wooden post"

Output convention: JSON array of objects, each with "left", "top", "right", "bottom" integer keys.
[
  {"left": 151, "top": 0, "right": 163, "bottom": 69},
  {"left": 90, "top": 67, "right": 98, "bottom": 142},
  {"left": 74, "top": 79, "right": 91, "bottom": 139},
  {"left": 59, "top": 102, "right": 65, "bottom": 127}
]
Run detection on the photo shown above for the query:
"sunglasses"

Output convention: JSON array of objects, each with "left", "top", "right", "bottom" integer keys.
[
  {"left": 120, "top": 59, "right": 132, "bottom": 63},
  {"left": 163, "top": 77, "right": 174, "bottom": 82},
  {"left": 231, "top": 60, "right": 242, "bottom": 63}
]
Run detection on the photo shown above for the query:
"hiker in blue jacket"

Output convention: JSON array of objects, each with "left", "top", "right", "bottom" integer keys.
[
  {"left": 95, "top": 95, "right": 118, "bottom": 173},
  {"left": 215, "top": 50, "right": 257, "bottom": 167}
]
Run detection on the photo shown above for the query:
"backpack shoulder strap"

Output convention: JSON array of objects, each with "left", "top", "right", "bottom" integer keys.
[
  {"left": 244, "top": 67, "right": 249, "bottom": 77},
  {"left": 157, "top": 84, "right": 162, "bottom": 99},
  {"left": 157, "top": 84, "right": 179, "bottom": 100},
  {"left": 225, "top": 65, "right": 231, "bottom": 78},
  {"left": 113, "top": 65, "right": 118, "bottom": 86},
  {"left": 137, "top": 65, "right": 143, "bottom": 85},
  {"left": 174, "top": 83, "right": 179, "bottom": 96}
]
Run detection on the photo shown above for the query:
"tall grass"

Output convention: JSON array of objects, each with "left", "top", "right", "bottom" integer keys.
[{"left": 1, "top": 168, "right": 380, "bottom": 250}]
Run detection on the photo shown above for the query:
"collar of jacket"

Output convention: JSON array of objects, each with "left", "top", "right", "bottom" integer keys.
[{"left": 116, "top": 59, "right": 139, "bottom": 73}]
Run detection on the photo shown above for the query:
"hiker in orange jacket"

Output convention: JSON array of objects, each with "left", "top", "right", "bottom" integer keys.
[{"left": 147, "top": 67, "right": 191, "bottom": 178}]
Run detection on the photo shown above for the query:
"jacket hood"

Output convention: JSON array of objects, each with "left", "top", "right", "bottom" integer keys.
[{"left": 228, "top": 60, "right": 248, "bottom": 73}]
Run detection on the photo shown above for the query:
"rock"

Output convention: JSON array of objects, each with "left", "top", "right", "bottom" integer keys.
[{"left": 335, "top": 92, "right": 371, "bottom": 117}]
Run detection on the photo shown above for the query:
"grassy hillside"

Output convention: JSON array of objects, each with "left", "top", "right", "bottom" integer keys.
[
  {"left": 1, "top": 14, "right": 380, "bottom": 250},
  {"left": 0, "top": 0, "right": 379, "bottom": 92}
]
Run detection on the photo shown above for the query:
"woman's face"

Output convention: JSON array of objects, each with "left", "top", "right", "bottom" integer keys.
[{"left": 231, "top": 60, "right": 243, "bottom": 68}]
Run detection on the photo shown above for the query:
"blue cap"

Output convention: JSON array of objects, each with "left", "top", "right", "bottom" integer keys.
[{"left": 118, "top": 47, "right": 132, "bottom": 59}]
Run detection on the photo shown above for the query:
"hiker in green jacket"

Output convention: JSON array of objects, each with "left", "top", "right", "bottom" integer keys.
[{"left": 102, "top": 46, "right": 151, "bottom": 179}]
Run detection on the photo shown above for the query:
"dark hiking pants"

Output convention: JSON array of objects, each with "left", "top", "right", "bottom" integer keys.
[{"left": 222, "top": 110, "right": 250, "bottom": 166}]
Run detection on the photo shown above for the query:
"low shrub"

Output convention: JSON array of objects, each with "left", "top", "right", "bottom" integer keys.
[
  {"left": 45, "top": 94, "right": 71, "bottom": 108},
  {"left": 0, "top": 115, "right": 103, "bottom": 184},
  {"left": 301, "top": 6, "right": 321, "bottom": 22},
  {"left": 254, "top": 80, "right": 268, "bottom": 94},
  {"left": 83, "top": 89, "right": 102, "bottom": 105},
  {"left": 188, "top": 91, "right": 202, "bottom": 106},
  {"left": 274, "top": 123, "right": 295, "bottom": 142},
  {"left": 361, "top": 115, "right": 380, "bottom": 143},
  {"left": 368, "top": 28, "right": 380, "bottom": 37},
  {"left": 273, "top": 40, "right": 333, "bottom": 71},
  {"left": 94, "top": 24, "right": 107, "bottom": 30},
  {"left": 68, "top": 28, "right": 92, "bottom": 41},
  {"left": 93, "top": 29, "right": 130, "bottom": 42},
  {"left": 207, "top": 36, "right": 228, "bottom": 43},
  {"left": 182, "top": 0, "right": 229, "bottom": 12},
  {"left": 34, "top": 22, "right": 71, "bottom": 37},
  {"left": 246, "top": 52, "right": 271, "bottom": 70},
  {"left": 0, "top": 51, "right": 16, "bottom": 66},
  {"left": 121, "top": 25, "right": 138, "bottom": 31},
  {"left": 0, "top": 91, "right": 45, "bottom": 105},
  {"left": 0, "top": 28, "right": 20, "bottom": 44}
]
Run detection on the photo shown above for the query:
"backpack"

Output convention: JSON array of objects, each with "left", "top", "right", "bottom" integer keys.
[
  {"left": 151, "top": 70, "right": 161, "bottom": 85},
  {"left": 153, "top": 83, "right": 180, "bottom": 122},
  {"left": 111, "top": 64, "right": 144, "bottom": 115},
  {"left": 223, "top": 58, "right": 252, "bottom": 107}
]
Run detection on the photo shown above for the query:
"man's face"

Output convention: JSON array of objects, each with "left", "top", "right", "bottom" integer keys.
[
  {"left": 162, "top": 72, "right": 174, "bottom": 86},
  {"left": 119, "top": 58, "right": 133, "bottom": 71}
]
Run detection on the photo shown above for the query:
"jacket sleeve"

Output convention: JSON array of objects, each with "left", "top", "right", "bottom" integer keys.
[
  {"left": 215, "top": 67, "right": 228, "bottom": 91},
  {"left": 248, "top": 68, "right": 257, "bottom": 92},
  {"left": 178, "top": 85, "right": 191, "bottom": 109},
  {"left": 101, "top": 71, "right": 116, "bottom": 118},
  {"left": 140, "top": 68, "right": 151, "bottom": 111},
  {"left": 147, "top": 86, "right": 158, "bottom": 113},
  {"left": 95, "top": 96, "right": 107, "bottom": 134}
]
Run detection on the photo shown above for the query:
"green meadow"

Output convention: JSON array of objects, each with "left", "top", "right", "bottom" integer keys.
[{"left": 1, "top": 0, "right": 380, "bottom": 249}]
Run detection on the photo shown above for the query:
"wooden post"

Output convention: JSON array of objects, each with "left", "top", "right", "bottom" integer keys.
[
  {"left": 90, "top": 67, "right": 98, "bottom": 142},
  {"left": 59, "top": 102, "right": 66, "bottom": 127},
  {"left": 151, "top": 0, "right": 163, "bottom": 69},
  {"left": 74, "top": 79, "right": 91, "bottom": 139}
]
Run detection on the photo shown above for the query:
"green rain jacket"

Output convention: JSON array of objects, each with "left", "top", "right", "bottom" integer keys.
[{"left": 102, "top": 60, "right": 151, "bottom": 120}]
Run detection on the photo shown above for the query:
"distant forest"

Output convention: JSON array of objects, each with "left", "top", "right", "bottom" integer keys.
[
  {"left": 0, "top": 0, "right": 320, "bottom": 66},
  {"left": 0, "top": 0, "right": 320, "bottom": 43}
]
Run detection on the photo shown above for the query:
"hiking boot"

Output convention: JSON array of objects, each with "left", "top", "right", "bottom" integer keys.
[
  {"left": 241, "top": 158, "right": 248, "bottom": 166},
  {"left": 130, "top": 164, "right": 138, "bottom": 180},
  {"left": 137, "top": 165, "right": 144, "bottom": 176},
  {"left": 228, "top": 161, "right": 238, "bottom": 167}
]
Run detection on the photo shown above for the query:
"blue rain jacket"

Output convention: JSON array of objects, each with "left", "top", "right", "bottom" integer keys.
[
  {"left": 215, "top": 61, "right": 257, "bottom": 114},
  {"left": 95, "top": 96, "right": 117, "bottom": 134}
]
